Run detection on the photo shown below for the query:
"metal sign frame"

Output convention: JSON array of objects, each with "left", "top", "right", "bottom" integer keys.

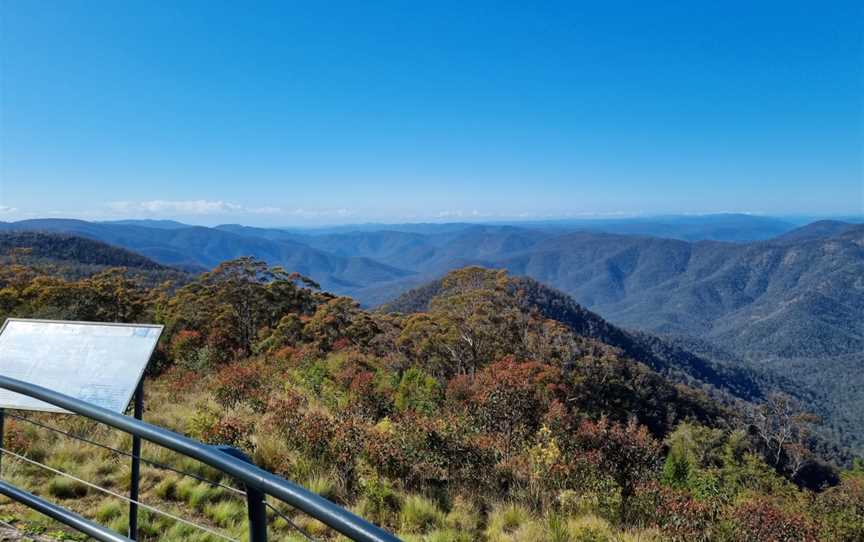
[{"left": 0, "top": 318, "right": 163, "bottom": 414}]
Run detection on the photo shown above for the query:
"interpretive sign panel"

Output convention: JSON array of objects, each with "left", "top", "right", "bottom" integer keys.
[{"left": 0, "top": 319, "right": 163, "bottom": 413}]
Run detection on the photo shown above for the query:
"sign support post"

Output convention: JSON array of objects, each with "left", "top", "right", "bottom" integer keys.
[
  {"left": 128, "top": 381, "right": 144, "bottom": 540},
  {"left": 0, "top": 407, "right": 5, "bottom": 475}
]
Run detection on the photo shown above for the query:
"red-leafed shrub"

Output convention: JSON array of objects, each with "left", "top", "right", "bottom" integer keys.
[
  {"left": 262, "top": 388, "right": 308, "bottom": 435},
  {"left": 363, "top": 428, "right": 408, "bottom": 481},
  {"left": 169, "top": 329, "right": 204, "bottom": 364},
  {"left": 331, "top": 337, "right": 352, "bottom": 351},
  {"left": 285, "top": 343, "right": 320, "bottom": 368},
  {"left": 813, "top": 474, "right": 864, "bottom": 541},
  {"left": 5, "top": 420, "right": 33, "bottom": 455},
  {"left": 329, "top": 415, "right": 367, "bottom": 493},
  {"left": 212, "top": 361, "right": 268, "bottom": 411},
  {"left": 573, "top": 417, "right": 663, "bottom": 522},
  {"left": 161, "top": 366, "right": 204, "bottom": 393},
  {"left": 346, "top": 370, "right": 392, "bottom": 420},
  {"left": 468, "top": 359, "right": 563, "bottom": 456},
  {"left": 272, "top": 346, "right": 298, "bottom": 363},
  {"left": 334, "top": 357, "right": 393, "bottom": 420},
  {"left": 279, "top": 407, "right": 370, "bottom": 493},
  {"left": 640, "top": 483, "right": 716, "bottom": 541},
  {"left": 206, "top": 314, "right": 244, "bottom": 361},
  {"left": 541, "top": 399, "right": 575, "bottom": 436},
  {"left": 199, "top": 416, "right": 254, "bottom": 452},
  {"left": 292, "top": 409, "right": 336, "bottom": 459},
  {"left": 731, "top": 497, "right": 819, "bottom": 542},
  {"left": 445, "top": 373, "right": 473, "bottom": 406},
  {"left": 348, "top": 370, "right": 375, "bottom": 395},
  {"left": 363, "top": 412, "right": 494, "bottom": 494}
]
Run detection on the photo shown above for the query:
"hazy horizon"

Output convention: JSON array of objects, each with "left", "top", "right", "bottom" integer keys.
[{"left": 2, "top": 211, "right": 863, "bottom": 230}]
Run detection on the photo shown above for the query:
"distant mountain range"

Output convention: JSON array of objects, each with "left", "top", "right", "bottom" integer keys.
[
  {"left": 217, "top": 213, "right": 805, "bottom": 241},
  {"left": 0, "top": 219, "right": 413, "bottom": 291},
  {"left": 3, "top": 214, "right": 818, "bottom": 301},
  {"left": 2, "top": 218, "right": 861, "bottom": 338}
]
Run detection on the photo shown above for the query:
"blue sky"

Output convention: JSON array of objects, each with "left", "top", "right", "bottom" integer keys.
[{"left": 1, "top": 1, "right": 862, "bottom": 225}]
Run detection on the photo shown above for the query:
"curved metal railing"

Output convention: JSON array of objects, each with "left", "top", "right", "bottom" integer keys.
[
  {"left": 0, "top": 479, "right": 132, "bottom": 542},
  {"left": 0, "top": 374, "right": 401, "bottom": 542}
]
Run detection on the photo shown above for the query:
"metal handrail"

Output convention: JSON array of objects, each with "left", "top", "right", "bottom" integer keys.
[
  {"left": 0, "top": 480, "right": 133, "bottom": 542},
  {"left": 0, "top": 375, "right": 401, "bottom": 542}
]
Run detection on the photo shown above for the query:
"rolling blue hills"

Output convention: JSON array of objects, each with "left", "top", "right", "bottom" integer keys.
[{"left": 0, "top": 219, "right": 414, "bottom": 290}]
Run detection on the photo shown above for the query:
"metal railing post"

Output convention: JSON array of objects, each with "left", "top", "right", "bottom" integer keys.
[
  {"left": 128, "top": 381, "right": 144, "bottom": 540},
  {"left": 0, "top": 407, "right": 5, "bottom": 475},
  {"left": 246, "top": 486, "right": 268, "bottom": 542},
  {"left": 216, "top": 445, "right": 267, "bottom": 542}
]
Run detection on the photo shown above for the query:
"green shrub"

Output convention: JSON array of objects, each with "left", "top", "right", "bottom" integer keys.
[
  {"left": 47, "top": 477, "right": 88, "bottom": 499},
  {"left": 486, "top": 503, "right": 531, "bottom": 537},
  {"left": 399, "top": 494, "right": 445, "bottom": 534},
  {"left": 545, "top": 514, "right": 570, "bottom": 542},
  {"left": 173, "top": 476, "right": 199, "bottom": 502},
  {"left": 153, "top": 477, "right": 179, "bottom": 500},
  {"left": 95, "top": 501, "right": 124, "bottom": 523},
  {"left": 567, "top": 515, "right": 614, "bottom": 542},
  {"left": 404, "top": 529, "right": 473, "bottom": 542},
  {"left": 356, "top": 475, "right": 401, "bottom": 528},
  {"left": 305, "top": 473, "right": 342, "bottom": 502},
  {"left": 133, "top": 510, "right": 163, "bottom": 539},
  {"left": 444, "top": 496, "right": 480, "bottom": 533},
  {"left": 107, "top": 512, "right": 129, "bottom": 536},
  {"left": 433, "top": 530, "right": 473, "bottom": 542},
  {"left": 294, "top": 360, "right": 331, "bottom": 395},
  {"left": 294, "top": 515, "right": 333, "bottom": 537},
  {"left": 395, "top": 368, "right": 442, "bottom": 415},
  {"left": 187, "top": 483, "right": 220, "bottom": 508},
  {"left": 173, "top": 479, "right": 223, "bottom": 508},
  {"left": 204, "top": 499, "right": 246, "bottom": 527}
]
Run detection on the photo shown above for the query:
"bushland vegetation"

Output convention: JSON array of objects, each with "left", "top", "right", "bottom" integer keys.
[{"left": 0, "top": 257, "right": 861, "bottom": 541}]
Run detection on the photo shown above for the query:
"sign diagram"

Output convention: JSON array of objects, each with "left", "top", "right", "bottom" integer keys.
[{"left": 0, "top": 319, "right": 163, "bottom": 413}]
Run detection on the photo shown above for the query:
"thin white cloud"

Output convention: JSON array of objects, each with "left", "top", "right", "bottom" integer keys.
[
  {"left": 0, "top": 205, "right": 17, "bottom": 214},
  {"left": 107, "top": 200, "right": 282, "bottom": 216},
  {"left": 436, "top": 210, "right": 464, "bottom": 218},
  {"left": 100, "top": 201, "right": 365, "bottom": 224},
  {"left": 435, "top": 209, "right": 496, "bottom": 219},
  {"left": 287, "top": 208, "right": 356, "bottom": 218}
]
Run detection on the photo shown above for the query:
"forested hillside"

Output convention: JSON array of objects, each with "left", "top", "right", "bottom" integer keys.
[
  {"left": 0, "top": 256, "right": 861, "bottom": 541},
  {"left": 0, "top": 231, "right": 168, "bottom": 270},
  {"left": 383, "top": 272, "right": 773, "bottom": 405},
  {"left": 495, "top": 225, "right": 864, "bottom": 361},
  {"left": 0, "top": 231, "right": 189, "bottom": 287}
]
